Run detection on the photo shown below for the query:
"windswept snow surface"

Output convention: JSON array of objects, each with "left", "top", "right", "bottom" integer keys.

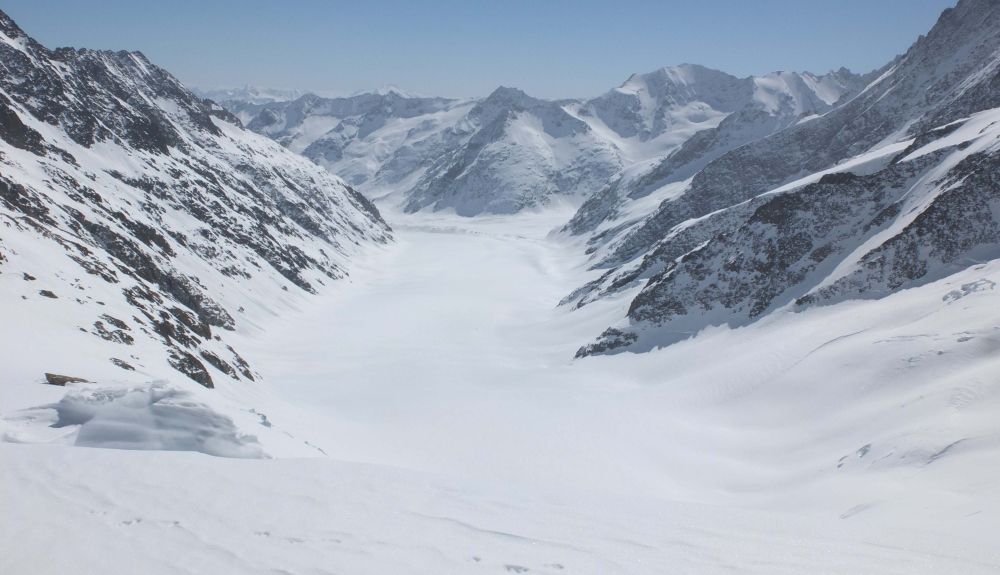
[{"left": 4, "top": 207, "right": 999, "bottom": 574}]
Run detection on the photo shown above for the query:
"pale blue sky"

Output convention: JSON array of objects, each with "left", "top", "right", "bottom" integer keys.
[{"left": 2, "top": 0, "right": 956, "bottom": 99}]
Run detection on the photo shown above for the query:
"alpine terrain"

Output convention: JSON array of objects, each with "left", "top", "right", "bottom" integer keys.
[{"left": 2, "top": 2, "right": 1000, "bottom": 574}]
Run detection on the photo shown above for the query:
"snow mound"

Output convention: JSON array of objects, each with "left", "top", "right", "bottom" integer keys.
[{"left": 3, "top": 383, "right": 265, "bottom": 458}]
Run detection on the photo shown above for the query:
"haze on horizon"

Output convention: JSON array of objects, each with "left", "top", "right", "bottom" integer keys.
[{"left": 2, "top": 0, "right": 957, "bottom": 99}]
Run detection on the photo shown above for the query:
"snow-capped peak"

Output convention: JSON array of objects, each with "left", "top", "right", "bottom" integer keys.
[
  {"left": 352, "top": 84, "right": 421, "bottom": 99},
  {"left": 751, "top": 69, "right": 860, "bottom": 115}
]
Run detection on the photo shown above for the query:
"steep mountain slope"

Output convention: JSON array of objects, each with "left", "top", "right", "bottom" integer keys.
[
  {"left": 0, "top": 10, "right": 390, "bottom": 387},
  {"left": 572, "top": 0, "right": 1000, "bottom": 355}
]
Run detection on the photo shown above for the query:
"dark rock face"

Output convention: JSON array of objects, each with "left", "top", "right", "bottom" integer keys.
[
  {"left": 626, "top": 155, "right": 936, "bottom": 325},
  {"left": 168, "top": 351, "right": 214, "bottom": 389},
  {"left": 807, "top": 152, "right": 1000, "bottom": 304},
  {"left": 93, "top": 315, "right": 135, "bottom": 345},
  {"left": 0, "top": 10, "right": 391, "bottom": 385},
  {"left": 0, "top": 93, "right": 45, "bottom": 154},
  {"left": 110, "top": 358, "right": 135, "bottom": 371},
  {"left": 579, "top": 130, "right": 999, "bottom": 355},
  {"left": 574, "top": 328, "right": 637, "bottom": 358}
]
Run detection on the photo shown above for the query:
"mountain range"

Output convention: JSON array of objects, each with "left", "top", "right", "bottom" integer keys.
[
  {"left": 230, "top": 65, "right": 864, "bottom": 215},
  {"left": 3, "top": 0, "right": 998, "bottom": 376},
  {"left": 211, "top": 0, "right": 1000, "bottom": 358}
]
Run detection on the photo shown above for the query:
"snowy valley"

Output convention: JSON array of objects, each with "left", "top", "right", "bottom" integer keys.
[{"left": 3, "top": 1, "right": 1000, "bottom": 573}]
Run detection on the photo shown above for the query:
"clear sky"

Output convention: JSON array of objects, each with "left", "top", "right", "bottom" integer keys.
[{"left": 2, "top": 0, "right": 957, "bottom": 99}]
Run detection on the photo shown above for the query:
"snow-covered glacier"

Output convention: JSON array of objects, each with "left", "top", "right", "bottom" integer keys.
[{"left": 3, "top": 1, "right": 1000, "bottom": 574}]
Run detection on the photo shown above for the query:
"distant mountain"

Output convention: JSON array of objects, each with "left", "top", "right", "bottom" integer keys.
[
  {"left": 225, "top": 66, "right": 863, "bottom": 216},
  {"left": 401, "top": 86, "right": 623, "bottom": 214},
  {"left": 564, "top": 67, "right": 867, "bottom": 238},
  {"left": 575, "top": 64, "right": 754, "bottom": 157},
  {"left": 193, "top": 85, "right": 305, "bottom": 105},
  {"left": 242, "top": 91, "right": 463, "bottom": 201},
  {"left": 0, "top": 10, "right": 390, "bottom": 386},
  {"left": 196, "top": 0, "right": 1000, "bottom": 365},
  {"left": 572, "top": 0, "right": 1000, "bottom": 355}
]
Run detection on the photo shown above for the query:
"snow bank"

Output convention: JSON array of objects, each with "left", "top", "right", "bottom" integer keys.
[{"left": 3, "top": 382, "right": 265, "bottom": 458}]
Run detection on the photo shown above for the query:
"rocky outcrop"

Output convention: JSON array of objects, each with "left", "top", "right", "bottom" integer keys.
[{"left": 44, "top": 373, "right": 90, "bottom": 386}]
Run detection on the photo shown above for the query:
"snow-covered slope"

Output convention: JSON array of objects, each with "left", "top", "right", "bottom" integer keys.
[
  {"left": 572, "top": 0, "right": 1000, "bottom": 355},
  {"left": 0, "top": 10, "right": 390, "bottom": 389},
  {"left": 596, "top": 0, "right": 1000, "bottom": 269}
]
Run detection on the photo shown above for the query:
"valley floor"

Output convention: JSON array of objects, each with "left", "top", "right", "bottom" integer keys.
[{"left": 3, "top": 207, "right": 1000, "bottom": 573}]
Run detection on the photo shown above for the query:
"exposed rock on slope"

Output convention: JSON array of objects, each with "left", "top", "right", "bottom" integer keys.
[
  {"left": 574, "top": 0, "right": 1000, "bottom": 355},
  {"left": 0, "top": 10, "right": 390, "bottom": 386}
]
